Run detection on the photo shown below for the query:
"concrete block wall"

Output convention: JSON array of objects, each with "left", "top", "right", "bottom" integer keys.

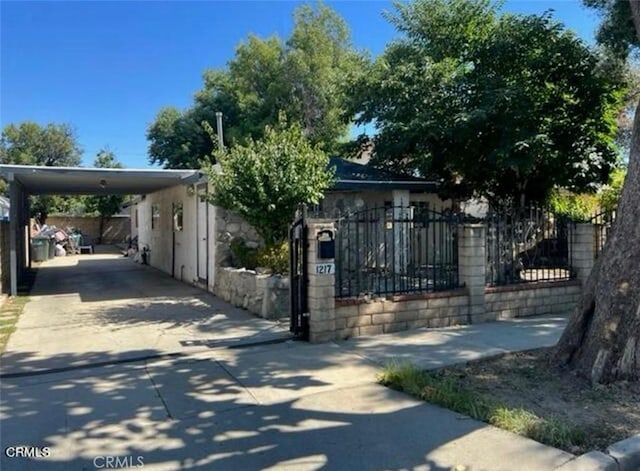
[
  {"left": 458, "top": 224, "right": 487, "bottom": 321},
  {"left": 46, "top": 215, "right": 130, "bottom": 244},
  {"left": 485, "top": 281, "right": 581, "bottom": 319},
  {"left": 572, "top": 223, "right": 596, "bottom": 283},
  {"left": 306, "top": 221, "right": 337, "bottom": 343},
  {"left": 303, "top": 218, "right": 596, "bottom": 342},
  {"left": 334, "top": 291, "right": 469, "bottom": 339}
]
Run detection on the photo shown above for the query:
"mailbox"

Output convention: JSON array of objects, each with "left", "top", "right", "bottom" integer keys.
[{"left": 317, "top": 230, "right": 335, "bottom": 259}]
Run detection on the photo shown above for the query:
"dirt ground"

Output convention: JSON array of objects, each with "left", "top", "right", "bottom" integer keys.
[{"left": 441, "top": 348, "right": 640, "bottom": 454}]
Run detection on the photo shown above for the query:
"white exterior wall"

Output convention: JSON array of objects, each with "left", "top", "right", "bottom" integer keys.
[{"left": 133, "top": 183, "right": 219, "bottom": 288}]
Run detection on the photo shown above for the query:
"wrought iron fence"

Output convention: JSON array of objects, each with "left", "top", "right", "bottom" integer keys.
[
  {"left": 591, "top": 210, "right": 616, "bottom": 259},
  {"left": 334, "top": 205, "right": 462, "bottom": 298},
  {"left": 485, "top": 206, "right": 574, "bottom": 286}
]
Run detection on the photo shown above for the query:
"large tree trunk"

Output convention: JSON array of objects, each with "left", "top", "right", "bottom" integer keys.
[{"left": 554, "top": 0, "right": 640, "bottom": 384}]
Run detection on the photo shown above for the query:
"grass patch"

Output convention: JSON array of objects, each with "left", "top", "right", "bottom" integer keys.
[
  {"left": 0, "top": 294, "right": 29, "bottom": 352},
  {"left": 378, "top": 362, "right": 585, "bottom": 451}
]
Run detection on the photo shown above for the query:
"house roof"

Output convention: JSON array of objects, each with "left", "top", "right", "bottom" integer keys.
[
  {"left": 330, "top": 157, "right": 439, "bottom": 192},
  {"left": 0, "top": 165, "right": 202, "bottom": 195}
]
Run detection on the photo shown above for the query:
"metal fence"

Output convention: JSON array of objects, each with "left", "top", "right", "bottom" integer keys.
[
  {"left": 591, "top": 210, "right": 616, "bottom": 259},
  {"left": 485, "top": 206, "right": 574, "bottom": 286},
  {"left": 334, "top": 205, "right": 462, "bottom": 298}
]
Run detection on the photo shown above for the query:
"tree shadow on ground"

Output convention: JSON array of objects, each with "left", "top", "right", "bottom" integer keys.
[{"left": 0, "top": 342, "right": 571, "bottom": 471}]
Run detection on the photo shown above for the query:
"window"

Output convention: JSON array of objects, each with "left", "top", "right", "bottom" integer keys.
[
  {"left": 152, "top": 204, "right": 160, "bottom": 230},
  {"left": 173, "top": 202, "right": 183, "bottom": 232}
]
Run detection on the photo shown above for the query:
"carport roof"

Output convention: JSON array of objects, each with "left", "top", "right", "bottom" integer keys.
[{"left": 0, "top": 165, "right": 203, "bottom": 195}]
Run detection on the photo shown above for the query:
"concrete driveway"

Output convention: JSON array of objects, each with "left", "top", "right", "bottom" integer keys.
[{"left": 1, "top": 250, "right": 289, "bottom": 375}]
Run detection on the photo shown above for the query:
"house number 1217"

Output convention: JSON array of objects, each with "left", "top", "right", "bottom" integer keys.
[{"left": 315, "top": 263, "right": 335, "bottom": 275}]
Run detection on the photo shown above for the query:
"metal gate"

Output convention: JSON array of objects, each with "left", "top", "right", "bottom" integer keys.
[{"left": 289, "top": 208, "right": 309, "bottom": 340}]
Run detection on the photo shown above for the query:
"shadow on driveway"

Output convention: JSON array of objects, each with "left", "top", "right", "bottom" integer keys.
[{"left": 1, "top": 253, "right": 289, "bottom": 375}]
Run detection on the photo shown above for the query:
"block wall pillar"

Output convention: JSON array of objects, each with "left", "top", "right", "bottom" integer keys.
[{"left": 458, "top": 224, "right": 486, "bottom": 322}]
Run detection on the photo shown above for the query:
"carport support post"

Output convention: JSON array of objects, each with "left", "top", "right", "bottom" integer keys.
[
  {"left": 8, "top": 175, "right": 19, "bottom": 296},
  {"left": 458, "top": 224, "right": 486, "bottom": 323},
  {"left": 306, "top": 220, "right": 337, "bottom": 343}
]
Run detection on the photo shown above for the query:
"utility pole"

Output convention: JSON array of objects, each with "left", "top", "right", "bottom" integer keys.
[{"left": 215, "top": 112, "right": 224, "bottom": 150}]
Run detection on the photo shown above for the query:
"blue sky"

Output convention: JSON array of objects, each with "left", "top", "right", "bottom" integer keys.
[{"left": 1, "top": 1, "right": 603, "bottom": 168}]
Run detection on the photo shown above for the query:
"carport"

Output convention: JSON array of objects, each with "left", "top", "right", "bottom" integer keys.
[{"left": 0, "top": 164, "right": 202, "bottom": 296}]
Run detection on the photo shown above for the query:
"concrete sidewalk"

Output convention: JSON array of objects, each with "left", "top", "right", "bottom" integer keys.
[{"left": 0, "top": 315, "right": 575, "bottom": 471}]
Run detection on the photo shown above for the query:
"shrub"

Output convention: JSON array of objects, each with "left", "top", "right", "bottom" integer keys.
[
  {"left": 257, "top": 242, "right": 289, "bottom": 275},
  {"left": 549, "top": 189, "right": 599, "bottom": 222},
  {"left": 230, "top": 239, "right": 258, "bottom": 270},
  {"left": 598, "top": 167, "right": 626, "bottom": 213},
  {"left": 205, "top": 118, "right": 334, "bottom": 245}
]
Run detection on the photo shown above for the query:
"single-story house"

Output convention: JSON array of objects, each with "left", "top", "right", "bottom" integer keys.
[{"left": 131, "top": 157, "right": 450, "bottom": 317}]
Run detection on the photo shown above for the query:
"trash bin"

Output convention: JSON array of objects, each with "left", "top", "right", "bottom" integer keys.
[
  {"left": 48, "top": 237, "right": 56, "bottom": 259},
  {"left": 68, "top": 233, "right": 81, "bottom": 254},
  {"left": 31, "top": 237, "right": 50, "bottom": 262}
]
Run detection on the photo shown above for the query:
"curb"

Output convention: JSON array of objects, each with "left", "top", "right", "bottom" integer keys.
[{"left": 554, "top": 434, "right": 640, "bottom": 471}]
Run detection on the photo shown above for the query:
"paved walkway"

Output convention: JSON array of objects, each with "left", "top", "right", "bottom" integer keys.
[{"left": 0, "top": 253, "right": 576, "bottom": 470}]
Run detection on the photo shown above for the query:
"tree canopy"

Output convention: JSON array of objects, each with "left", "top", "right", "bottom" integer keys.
[
  {"left": 1, "top": 121, "right": 82, "bottom": 167},
  {"left": 205, "top": 119, "right": 333, "bottom": 245},
  {"left": 350, "top": 0, "right": 626, "bottom": 204},
  {"left": 1, "top": 121, "right": 84, "bottom": 220},
  {"left": 147, "top": 3, "right": 365, "bottom": 169}
]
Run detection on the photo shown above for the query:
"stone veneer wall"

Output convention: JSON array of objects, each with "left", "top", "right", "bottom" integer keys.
[
  {"left": 214, "top": 267, "right": 288, "bottom": 320},
  {"left": 334, "top": 290, "right": 469, "bottom": 338},
  {"left": 214, "top": 208, "right": 262, "bottom": 268},
  {"left": 485, "top": 281, "right": 581, "bottom": 319}
]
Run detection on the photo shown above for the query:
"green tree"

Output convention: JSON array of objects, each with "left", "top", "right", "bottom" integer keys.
[
  {"left": 351, "top": 0, "right": 624, "bottom": 204},
  {"left": 204, "top": 120, "right": 333, "bottom": 246},
  {"left": 1, "top": 121, "right": 83, "bottom": 221},
  {"left": 84, "top": 149, "right": 125, "bottom": 244},
  {"left": 1, "top": 122, "right": 82, "bottom": 167},
  {"left": 148, "top": 2, "right": 365, "bottom": 169},
  {"left": 554, "top": 0, "right": 640, "bottom": 383}
]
